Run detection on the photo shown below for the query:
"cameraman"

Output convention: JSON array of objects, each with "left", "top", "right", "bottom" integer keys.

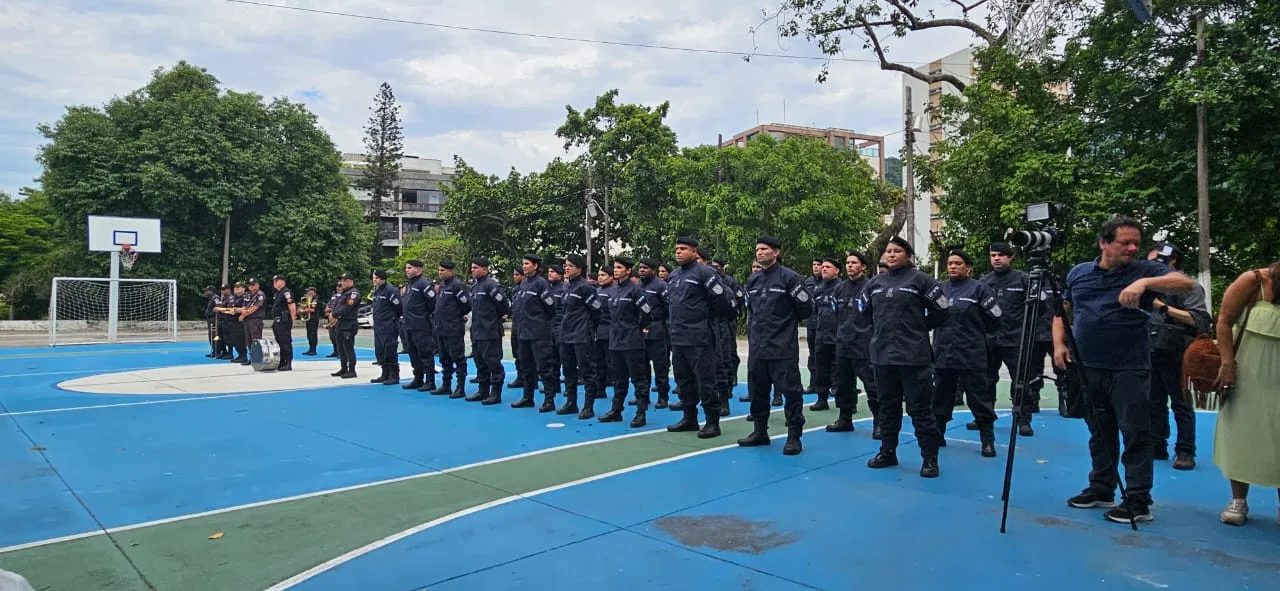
[
  {"left": 1146, "top": 242, "right": 1212, "bottom": 470},
  {"left": 1053, "top": 216, "right": 1194, "bottom": 524}
]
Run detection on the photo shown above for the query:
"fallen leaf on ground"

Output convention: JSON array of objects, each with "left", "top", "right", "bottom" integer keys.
[{"left": 208, "top": 532, "right": 224, "bottom": 540}]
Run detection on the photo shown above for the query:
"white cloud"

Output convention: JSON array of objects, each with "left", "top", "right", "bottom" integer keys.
[{"left": 0, "top": 0, "right": 987, "bottom": 196}]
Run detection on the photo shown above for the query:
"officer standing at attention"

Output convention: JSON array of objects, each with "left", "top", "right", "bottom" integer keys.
[
  {"left": 738, "top": 236, "right": 814, "bottom": 455},
  {"left": 1054, "top": 215, "right": 1193, "bottom": 524},
  {"left": 301, "top": 287, "right": 320, "bottom": 356},
  {"left": 329, "top": 273, "right": 361, "bottom": 378},
  {"left": 599, "top": 257, "right": 652, "bottom": 427},
  {"left": 554, "top": 254, "right": 600, "bottom": 415},
  {"left": 636, "top": 259, "right": 671, "bottom": 408},
  {"left": 827, "top": 251, "right": 874, "bottom": 434},
  {"left": 431, "top": 261, "right": 471, "bottom": 398},
  {"left": 980, "top": 242, "right": 1036, "bottom": 436},
  {"left": 400, "top": 260, "right": 438, "bottom": 392},
  {"left": 369, "top": 270, "right": 403, "bottom": 385},
  {"left": 203, "top": 285, "right": 218, "bottom": 357},
  {"left": 268, "top": 275, "right": 296, "bottom": 372},
  {"left": 511, "top": 254, "right": 560, "bottom": 411},
  {"left": 709, "top": 258, "right": 745, "bottom": 415},
  {"left": 228, "top": 282, "right": 249, "bottom": 364},
  {"left": 325, "top": 281, "right": 342, "bottom": 359},
  {"left": 507, "top": 267, "right": 526, "bottom": 390},
  {"left": 547, "top": 264, "right": 567, "bottom": 391},
  {"left": 212, "top": 285, "right": 233, "bottom": 359},
  {"left": 804, "top": 258, "right": 822, "bottom": 393},
  {"left": 665, "top": 237, "right": 736, "bottom": 438},
  {"left": 242, "top": 278, "right": 267, "bottom": 348},
  {"left": 466, "top": 257, "right": 509, "bottom": 405},
  {"left": 807, "top": 258, "right": 841, "bottom": 411},
  {"left": 861, "top": 237, "right": 951, "bottom": 477},
  {"left": 930, "top": 251, "right": 1001, "bottom": 457},
  {"left": 585, "top": 267, "right": 616, "bottom": 419}
]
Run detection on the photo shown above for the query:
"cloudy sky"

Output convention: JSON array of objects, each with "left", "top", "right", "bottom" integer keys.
[{"left": 1, "top": 0, "right": 984, "bottom": 197}]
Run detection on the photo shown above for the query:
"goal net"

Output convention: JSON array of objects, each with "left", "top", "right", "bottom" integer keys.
[{"left": 49, "top": 278, "right": 178, "bottom": 346}]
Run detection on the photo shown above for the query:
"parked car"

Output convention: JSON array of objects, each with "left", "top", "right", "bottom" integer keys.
[{"left": 357, "top": 303, "right": 373, "bottom": 328}]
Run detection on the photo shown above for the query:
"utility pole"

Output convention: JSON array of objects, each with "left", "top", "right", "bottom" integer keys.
[
  {"left": 585, "top": 163, "right": 594, "bottom": 274},
  {"left": 903, "top": 86, "right": 917, "bottom": 249},
  {"left": 1194, "top": 13, "right": 1213, "bottom": 305}
]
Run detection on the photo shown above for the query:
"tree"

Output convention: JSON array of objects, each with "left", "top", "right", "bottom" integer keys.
[
  {"left": 355, "top": 82, "right": 405, "bottom": 262},
  {"left": 383, "top": 227, "right": 470, "bottom": 286},
  {"left": 884, "top": 156, "right": 903, "bottom": 188},
  {"left": 555, "top": 89, "right": 679, "bottom": 260},
  {"left": 666, "top": 134, "right": 887, "bottom": 283},
  {"left": 36, "top": 61, "right": 371, "bottom": 317}
]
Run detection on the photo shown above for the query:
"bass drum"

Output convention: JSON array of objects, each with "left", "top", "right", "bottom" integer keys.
[{"left": 249, "top": 339, "right": 281, "bottom": 371}]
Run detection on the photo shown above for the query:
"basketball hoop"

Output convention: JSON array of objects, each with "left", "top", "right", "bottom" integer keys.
[{"left": 120, "top": 243, "right": 139, "bottom": 270}]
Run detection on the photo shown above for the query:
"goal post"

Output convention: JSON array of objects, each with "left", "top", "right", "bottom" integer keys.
[{"left": 49, "top": 278, "right": 178, "bottom": 346}]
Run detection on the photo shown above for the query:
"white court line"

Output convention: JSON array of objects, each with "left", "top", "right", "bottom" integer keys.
[
  {"left": 0, "top": 366, "right": 172, "bottom": 379},
  {"left": 263, "top": 417, "right": 877, "bottom": 591},
  {"left": 0, "top": 409, "right": 766, "bottom": 555}
]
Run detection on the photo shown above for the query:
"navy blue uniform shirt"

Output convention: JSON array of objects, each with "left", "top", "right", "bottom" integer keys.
[
  {"left": 549, "top": 279, "right": 566, "bottom": 340},
  {"left": 594, "top": 283, "right": 616, "bottom": 341},
  {"left": 666, "top": 261, "right": 735, "bottom": 348},
  {"left": 401, "top": 274, "right": 435, "bottom": 333},
  {"left": 639, "top": 276, "right": 669, "bottom": 341},
  {"left": 859, "top": 266, "right": 950, "bottom": 366},
  {"left": 371, "top": 282, "right": 401, "bottom": 327},
  {"left": 434, "top": 276, "right": 471, "bottom": 338},
  {"left": 270, "top": 288, "right": 294, "bottom": 321},
  {"left": 811, "top": 277, "right": 839, "bottom": 345},
  {"left": 745, "top": 263, "right": 814, "bottom": 360},
  {"left": 609, "top": 280, "right": 650, "bottom": 351},
  {"left": 1063, "top": 258, "right": 1169, "bottom": 370},
  {"left": 469, "top": 275, "right": 508, "bottom": 341},
  {"left": 513, "top": 274, "right": 556, "bottom": 341},
  {"left": 332, "top": 287, "right": 362, "bottom": 326},
  {"left": 835, "top": 277, "right": 873, "bottom": 360},
  {"left": 932, "top": 277, "right": 1001, "bottom": 370},
  {"left": 558, "top": 276, "right": 601, "bottom": 345},
  {"left": 980, "top": 268, "right": 1028, "bottom": 348}
]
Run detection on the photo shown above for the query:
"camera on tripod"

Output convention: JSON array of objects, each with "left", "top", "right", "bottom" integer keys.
[{"left": 1008, "top": 202, "right": 1066, "bottom": 251}]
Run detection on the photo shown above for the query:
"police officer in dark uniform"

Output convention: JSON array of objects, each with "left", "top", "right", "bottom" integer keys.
[
  {"left": 804, "top": 258, "right": 822, "bottom": 393},
  {"left": 636, "top": 259, "right": 670, "bottom": 407},
  {"left": 584, "top": 267, "right": 616, "bottom": 419},
  {"left": 979, "top": 241, "right": 1036, "bottom": 436},
  {"left": 242, "top": 278, "right": 267, "bottom": 351},
  {"left": 329, "top": 273, "right": 361, "bottom": 378},
  {"left": 228, "top": 282, "right": 249, "bottom": 364},
  {"left": 432, "top": 261, "right": 471, "bottom": 398},
  {"left": 706, "top": 257, "right": 744, "bottom": 415},
  {"left": 807, "top": 258, "right": 841, "bottom": 411},
  {"left": 665, "top": 236, "right": 736, "bottom": 438},
  {"left": 507, "top": 267, "right": 526, "bottom": 389},
  {"left": 738, "top": 236, "right": 814, "bottom": 455},
  {"left": 861, "top": 237, "right": 951, "bottom": 477},
  {"left": 268, "top": 275, "right": 296, "bottom": 371},
  {"left": 369, "top": 270, "right": 403, "bottom": 384},
  {"left": 466, "top": 257, "right": 508, "bottom": 404},
  {"left": 325, "top": 281, "right": 342, "bottom": 358},
  {"left": 554, "top": 254, "right": 600, "bottom": 416},
  {"left": 203, "top": 285, "right": 218, "bottom": 357},
  {"left": 547, "top": 263, "right": 566, "bottom": 391},
  {"left": 511, "top": 254, "right": 559, "bottom": 410},
  {"left": 827, "top": 251, "right": 875, "bottom": 434},
  {"left": 930, "top": 251, "right": 1001, "bottom": 457},
  {"left": 400, "top": 260, "right": 437, "bottom": 392},
  {"left": 212, "top": 285, "right": 233, "bottom": 359},
  {"left": 600, "top": 257, "right": 652, "bottom": 427}
]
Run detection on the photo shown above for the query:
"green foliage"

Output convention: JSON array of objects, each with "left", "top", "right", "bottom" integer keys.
[
  {"left": 666, "top": 134, "right": 887, "bottom": 284},
  {"left": 34, "top": 61, "right": 370, "bottom": 318},
  {"left": 381, "top": 227, "right": 469, "bottom": 286},
  {"left": 354, "top": 82, "right": 404, "bottom": 262}
]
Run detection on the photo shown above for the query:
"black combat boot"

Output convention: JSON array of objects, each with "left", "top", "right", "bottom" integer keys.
[
  {"left": 920, "top": 455, "right": 940, "bottom": 478},
  {"left": 466, "top": 383, "right": 488, "bottom": 402},
  {"left": 538, "top": 393, "right": 557, "bottom": 413},
  {"left": 666, "top": 408, "right": 700, "bottom": 432},
  {"left": 598, "top": 395, "right": 624, "bottom": 423},
  {"left": 826, "top": 410, "right": 855, "bottom": 432},
  {"left": 556, "top": 390, "right": 579, "bottom": 415},
  {"left": 867, "top": 449, "right": 898, "bottom": 469},
  {"left": 737, "top": 421, "right": 770, "bottom": 447},
  {"left": 402, "top": 373, "right": 424, "bottom": 390},
  {"left": 697, "top": 413, "right": 721, "bottom": 439},
  {"left": 782, "top": 426, "right": 803, "bottom": 456}
]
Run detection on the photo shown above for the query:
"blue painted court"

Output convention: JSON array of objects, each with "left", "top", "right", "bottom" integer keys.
[{"left": 1, "top": 340, "right": 1277, "bottom": 591}]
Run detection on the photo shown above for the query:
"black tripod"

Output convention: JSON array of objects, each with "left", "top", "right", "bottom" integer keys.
[{"left": 996, "top": 249, "right": 1138, "bottom": 533}]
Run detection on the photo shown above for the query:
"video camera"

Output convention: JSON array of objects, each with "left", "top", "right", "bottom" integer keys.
[{"left": 1008, "top": 202, "right": 1067, "bottom": 251}]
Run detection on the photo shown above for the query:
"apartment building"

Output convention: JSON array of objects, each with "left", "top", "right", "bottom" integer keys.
[
  {"left": 340, "top": 153, "right": 455, "bottom": 257},
  {"left": 720, "top": 123, "right": 886, "bottom": 181}
]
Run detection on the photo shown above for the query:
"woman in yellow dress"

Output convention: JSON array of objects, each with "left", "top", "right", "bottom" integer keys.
[{"left": 1213, "top": 260, "right": 1280, "bottom": 525}]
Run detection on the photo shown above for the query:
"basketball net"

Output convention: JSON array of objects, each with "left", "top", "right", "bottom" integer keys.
[{"left": 120, "top": 243, "right": 140, "bottom": 270}]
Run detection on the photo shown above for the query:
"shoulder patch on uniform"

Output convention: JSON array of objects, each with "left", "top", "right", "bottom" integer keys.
[
  {"left": 494, "top": 291, "right": 504, "bottom": 301},
  {"left": 458, "top": 293, "right": 468, "bottom": 304},
  {"left": 640, "top": 302, "right": 652, "bottom": 314},
  {"left": 543, "top": 295, "right": 554, "bottom": 306},
  {"left": 590, "top": 298, "right": 602, "bottom": 310}
]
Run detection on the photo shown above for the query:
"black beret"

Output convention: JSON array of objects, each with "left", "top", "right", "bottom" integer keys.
[
  {"left": 471, "top": 257, "right": 490, "bottom": 268},
  {"left": 341, "top": 272, "right": 354, "bottom": 280},
  {"left": 947, "top": 250, "right": 974, "bottom": 266},
  {"left": 523, "top": 253, "right": 542, "bottom": 265},
  {"left": 565, "top": 253, "right": 586, "bottom": 269},
  {"left": 696, "top": 247, "right": 710, "bottom": 261},
  {"left": 549, "top": 264, "right": 563, "bottom": 275},
  {"left": 638, "top": 258, "right": 660, "bottom": 270},
  {"left": 676, "top": 236, "right": 699, "bottom": 248},
  {"left": 407, "top": 259, "right": 424, "bottom": 268},
  {"left": 613, "top": 256, "right": 635, "bottom": 269},
  {"left": 989, "top": 242, "right": 1013, "bottom": 256},
  {"left": 757, "top": 236, "right": 782, "bottom": 249},
  {"left": 512, "top": 267, "right": 526, "bottom": 275},
  {"left": 373, "top": 269, "right": 388, "bottom": 279},
  {"left": 711, "top": 257, "right": 727, "bottom": 266},
  {"left": 888, "top": 236, "right": 915, "bottom": 256},
  {"left": 820, "top": 257, "right": 840, "bottom": 267},
  {"left": 439, "top": 260, "right": 456, "bottom": 270}
]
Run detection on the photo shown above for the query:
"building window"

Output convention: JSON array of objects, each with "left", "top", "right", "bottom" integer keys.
[
  {"left": 834, "top": 136, "right": 846, "bottom": 148},
  {"left": 859, "top": 146, "right": 880, "bottom": 157}
]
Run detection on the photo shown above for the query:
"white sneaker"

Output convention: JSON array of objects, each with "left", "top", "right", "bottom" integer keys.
[{"left": 1220, "top": 499, "right": 1248, "bottom": 525}]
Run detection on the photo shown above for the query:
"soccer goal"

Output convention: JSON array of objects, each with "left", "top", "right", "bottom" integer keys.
[
  {"left": 49, "top": 278, "right": 178, "bottom": 345},
  {"left": 48, "top": 215, "right": 177, "bottom": 346}
]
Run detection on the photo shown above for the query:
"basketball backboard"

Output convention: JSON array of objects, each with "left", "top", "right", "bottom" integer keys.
[{"left": 88, "top": 216, "right": 162, "bottom": 253}]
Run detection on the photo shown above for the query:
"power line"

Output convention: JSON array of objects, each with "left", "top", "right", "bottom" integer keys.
[{"left": 221, "top": 0, "right": 970, "bottom": 67}]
